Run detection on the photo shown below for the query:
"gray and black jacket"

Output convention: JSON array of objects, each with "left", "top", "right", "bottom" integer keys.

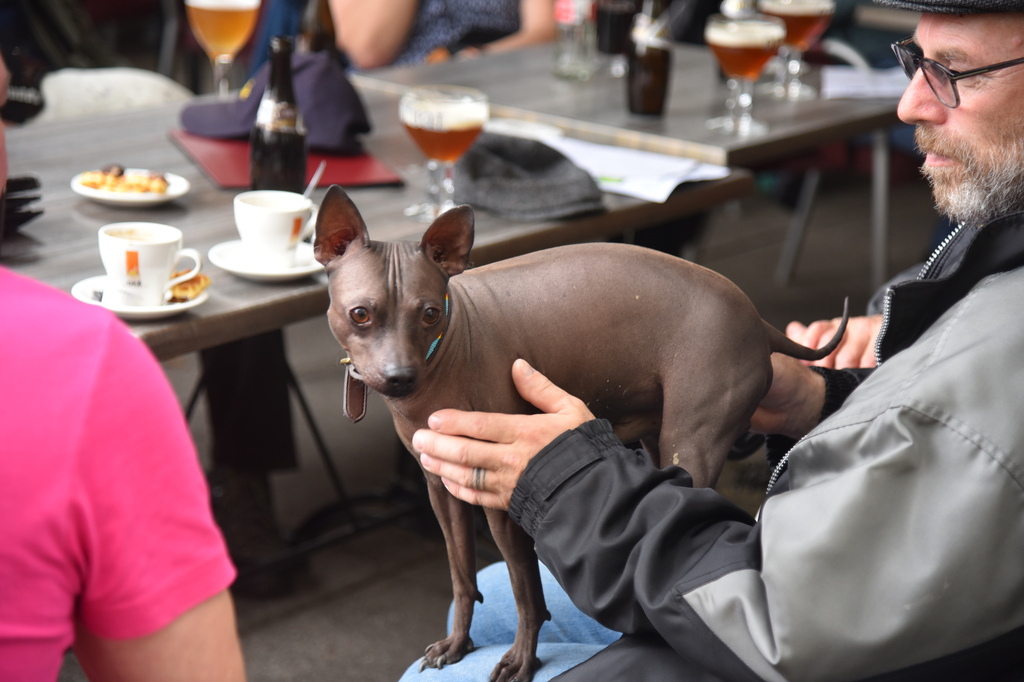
[{"left": 510, "top": 211, "right": 1024, "bottom": 681}]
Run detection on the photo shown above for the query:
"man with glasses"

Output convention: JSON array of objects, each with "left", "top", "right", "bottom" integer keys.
[
  {"left": 399, "top": 1, "right": 1024, "bottom": 680},
  {"left": 786, "top": 1, "right": 1024, "bottom": 371}
]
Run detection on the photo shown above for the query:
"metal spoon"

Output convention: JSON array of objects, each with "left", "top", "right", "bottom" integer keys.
[{"left": 303, "top": 160, "right": 327, "bottom": 199}]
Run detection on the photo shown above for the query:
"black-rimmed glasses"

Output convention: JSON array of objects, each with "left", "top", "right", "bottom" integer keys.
[{"left": 892, "top": 37, "right": 1024, "bottom": 108}]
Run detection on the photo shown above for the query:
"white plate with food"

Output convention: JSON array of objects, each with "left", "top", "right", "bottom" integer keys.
[
  {"left": 71, "top": 275, "right": 209, "bottom": 321},
  {"left": 70, "top": 166, "right": 191, "bottom": 207},
  {"left": 208, "top": 241, "right": 323, "bottom": 282}
]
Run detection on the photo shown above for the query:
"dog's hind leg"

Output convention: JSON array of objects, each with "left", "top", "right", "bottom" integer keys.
[
  {"left": 656, "top": 385, "right": 756, "bottom": 488},
  {"left": 420, "top": 472, "right": 481, "bottom": 671},
  {"left": 484, "top": 507, "right": 550, "bottom": 682}
]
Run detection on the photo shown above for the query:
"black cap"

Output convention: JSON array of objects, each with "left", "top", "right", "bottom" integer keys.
[
  {"left": 873, "top": 0, "right": 1023, "bottom": 13},
  {"left": 180, "top": 51, "right": 370, "bottom": 154},
  {"left": 454, "top": 133, "right": 604, "bottom": 222}
]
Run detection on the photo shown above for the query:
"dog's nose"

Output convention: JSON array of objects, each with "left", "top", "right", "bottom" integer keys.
[{"left": 382, "top": 366, "right": 417, "bottom": 397}]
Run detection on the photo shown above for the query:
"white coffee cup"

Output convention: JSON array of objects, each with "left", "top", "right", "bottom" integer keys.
[
  {"left": 98, "top": 222, "right": 202, "bottom": 308},
  {"left": 233, "top": 190, "right": 314, "bottom": 270}
]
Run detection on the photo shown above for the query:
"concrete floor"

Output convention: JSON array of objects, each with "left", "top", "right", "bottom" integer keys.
[{"left": 56, "top": 162, "right": 939, "bottom": 681}]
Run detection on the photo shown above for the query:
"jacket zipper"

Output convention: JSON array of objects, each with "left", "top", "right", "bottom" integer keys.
[
  {"left": 873, "top": 289, "right": 896, "bottom": 367},
  {"left": 766, "top": 433, "right": 812, "bottom": 494},
  {"left": 766, "top": 451, "right": 791, "bottom": 494},
  {"left": 918, "top": 221, "right": 966, "bottom": 280},
  {"left": 770, "top": 220, "right": 966, "bottom": 491},
  {"left": 772, "top": 222, "right": 969, "bottom": 492},
  {"left": 873, "top": 221, "right": 966, "bottom": 366}
]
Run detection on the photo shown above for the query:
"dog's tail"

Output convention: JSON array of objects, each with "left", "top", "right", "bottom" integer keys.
[{"left": 764, "top": 297, "right": 850, "bottom": 362}]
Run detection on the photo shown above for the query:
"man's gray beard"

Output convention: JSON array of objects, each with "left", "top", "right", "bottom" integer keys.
[{"left": 918, "top": 128, "right": 1024, "bottom": 226}]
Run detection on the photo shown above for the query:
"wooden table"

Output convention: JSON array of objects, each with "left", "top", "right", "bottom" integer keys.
[
  {"left": 2, "top": 90, "right": 752, "bottom": 361},
  {"left": 356, "top": 42, "right": 904, "bottom": 288}
]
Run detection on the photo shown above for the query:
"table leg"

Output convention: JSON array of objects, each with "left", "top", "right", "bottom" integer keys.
[
  {"left": 773, "top": 167, "right": 822, "bottom": 286},
  {"left": 194, "top": 330, "right": 428, "bottom": 589},
  {"left": 200, "top": 331, "right": 297, "bottom": 474},
  {"left": 199, "top": 331, "right": 299, "bottom": 596},
  {"left": 871, "top": 128, "right": 891, "bottom": 290}
]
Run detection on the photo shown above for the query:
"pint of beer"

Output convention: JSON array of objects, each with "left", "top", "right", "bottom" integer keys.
[
  {"left": 399, "top": 88, "right": 489, "bottom": 164},
  {"left": 704, "top": 13, "right": 786, "bottom": 136},
  {"left": 184, "top": 0, "right": 261, "bottom": 61},
  {"left": 399, "top": 85, "right": 489, "bottom": 220},
  {"left": 757, "top": 0, "right": 834, "bottom": 52},
  {"left": 705, "top": 17, "right": 786, "bottom": 80}
]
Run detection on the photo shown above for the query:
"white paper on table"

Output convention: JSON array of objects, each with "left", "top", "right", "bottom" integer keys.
[
  {"left": 535, "top": 135, "right": 732, "bottom": 204},
  {"left": 821, "top": 65, "right": 908, "bottom": 99}
]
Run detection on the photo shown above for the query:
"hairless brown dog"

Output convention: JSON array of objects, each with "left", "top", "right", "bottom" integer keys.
[{"left": 314, "top": 185, "right": 846, "bottom": 682}]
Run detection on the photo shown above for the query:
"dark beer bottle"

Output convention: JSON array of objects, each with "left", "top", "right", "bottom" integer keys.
[
  {"left": 297, "top": 0, "right": 337, "bottom": 54},
  {"left": 250, "top": 35, "right": 308, "bottom": 193},
  {"left": 626, "top": 0, "right": 673, "bottom": 115}
]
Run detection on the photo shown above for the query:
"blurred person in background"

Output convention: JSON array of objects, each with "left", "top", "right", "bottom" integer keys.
[
  {"left": 330, "top": 0, "right": 557, "bottom": 69},
  {"left": 250, "top": 0, "right": 556, "bottom": 72}
]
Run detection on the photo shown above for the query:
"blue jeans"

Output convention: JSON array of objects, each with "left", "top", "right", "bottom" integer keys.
[{"left": 398, "top": 562, "right": 619, "bottom": 681}]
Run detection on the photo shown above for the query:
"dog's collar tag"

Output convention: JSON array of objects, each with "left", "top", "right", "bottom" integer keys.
[{"left": 342, "top": 361, "right": 367, "bottom": 423}]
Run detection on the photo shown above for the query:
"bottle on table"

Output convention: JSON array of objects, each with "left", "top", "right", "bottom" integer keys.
[
  {"left": 553, "top": 0, "right": 598, "bottom": 80},
  {"left": 297, "top": 0, "right": 337, "bottom": 54},
  {"left": 626, "top": 0, "right": 673, "bottom": 115},
  {"left": 250, "top": 35, "right": 308, "bottom": 193}
]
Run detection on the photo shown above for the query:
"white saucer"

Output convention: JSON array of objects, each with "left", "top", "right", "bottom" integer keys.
[
  {"left": 208, "top": 241, "right": 323, "bottom": 282},
  {"left": 71, "top": 275, "right": 209, "bottom": 321},
  {"left": 70, "top": 169, "right": 191, "bottom": 207}
]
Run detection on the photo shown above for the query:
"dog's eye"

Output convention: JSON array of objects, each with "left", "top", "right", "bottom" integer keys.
[
  {"left": 423, "top": 307, "right": 441, "bottom": 325},
  {"left": 350, "top": 307, "right": 370, "bottom": 325}
]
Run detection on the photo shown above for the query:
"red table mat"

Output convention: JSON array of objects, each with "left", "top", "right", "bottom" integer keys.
[{"left": 169, "top": 128, "right": 403, "bottom": 190}]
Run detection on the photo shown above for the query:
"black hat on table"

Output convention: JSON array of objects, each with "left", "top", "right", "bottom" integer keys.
[
  {"left": 180, "top": 51, "right": 370, "bottom": 154},
  {"left": 873, "top": 0, "right": 1023, "bottom": 13},
  {"left": 454, "top": 133, "right": 604, "bottom": 222}
]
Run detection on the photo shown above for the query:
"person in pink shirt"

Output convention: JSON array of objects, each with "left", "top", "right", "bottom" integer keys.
[{"left": 0, "top": 55, "right": 245, "bottom": 682}]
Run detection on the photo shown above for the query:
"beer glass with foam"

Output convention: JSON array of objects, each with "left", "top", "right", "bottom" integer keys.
[
  {"left": 184, "top": 0, "right": 261, "bottom": 98},
  {"left": 704, "top": 13, "right": 786, "bottom": 136},
  {"left": 399, "top": 85, "right": 489, "bottom": 222},
  {"left": 758, "top": 0, "right": 835, "bottom": 100}
]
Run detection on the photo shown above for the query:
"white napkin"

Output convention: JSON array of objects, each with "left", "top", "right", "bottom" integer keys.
[
  {"left": 820, "top": 65, "right": 908, "bottom": 100},
  {"left": 536, "top": 136, "right": 732, "bottom": 204}
]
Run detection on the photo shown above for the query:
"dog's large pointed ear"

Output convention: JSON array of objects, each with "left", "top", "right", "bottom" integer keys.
[
  {"left": 314, "top": 185, "right": 371, "bottom": 266},
  {"left": 420, "top": 205, "right": 475, "bottom": 276}
]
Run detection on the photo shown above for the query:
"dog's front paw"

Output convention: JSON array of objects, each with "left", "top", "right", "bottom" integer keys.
[
  {"left": 419, "top": 635, "right": 474, "bottom": 672},
  {"left": 489, "top": 645, "right": 541, "bottom": 682}
]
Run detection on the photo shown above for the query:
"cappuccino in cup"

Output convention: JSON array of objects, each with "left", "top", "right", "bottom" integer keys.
[
  {"left": 98, "top": 222, "right": 202, "bottom": 307},
  {"left": 233, "top": 190, "right": 314, "bottom": 270}
]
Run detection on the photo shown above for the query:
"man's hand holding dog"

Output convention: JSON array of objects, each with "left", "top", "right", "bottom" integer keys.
[
  {"left": 416, "top": 355, "right": 826, "bottom": 509},
  {"left": 414, "top": 359, "right": 593, "bottom": 510}
]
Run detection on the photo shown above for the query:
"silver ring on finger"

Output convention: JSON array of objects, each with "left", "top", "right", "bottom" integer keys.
[{"left": 471, "top": 467, "right": 486, "bottom": 490}]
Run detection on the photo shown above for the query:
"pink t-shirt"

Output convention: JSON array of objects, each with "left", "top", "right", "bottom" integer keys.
[{"left": 0, "top": 268, "right": 236, "bottom": 681}]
